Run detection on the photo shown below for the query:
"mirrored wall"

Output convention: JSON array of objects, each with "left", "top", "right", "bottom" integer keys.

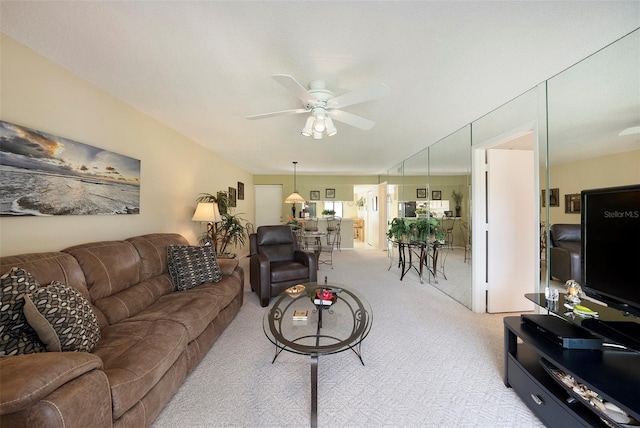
[
  {"left": 428, "top": 126, "right": 472, "bottom": 308},
  {"left": 385, "top": 126, "right": 472, "bottom": 310},
  {"left": 545, "top": 29, "right": 640, "bottom": 289},
  {"left": 383, "top": 28, "right": 639, "bottom": 312}
]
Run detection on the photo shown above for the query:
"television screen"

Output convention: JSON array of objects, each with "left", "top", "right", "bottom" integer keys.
[{"left": 581, "top": 184, "right": 640, "bottom": 314}]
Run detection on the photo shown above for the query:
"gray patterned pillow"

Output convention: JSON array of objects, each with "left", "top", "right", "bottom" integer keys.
[
  {"left": 23, "top": 281, "right": 101, "bottom": 352},
  {"left": 167, "top": 245, "right": 222, "bottom": 291},
  {"left": 0, "top": 267, "right": 46, "bottom": 355}
]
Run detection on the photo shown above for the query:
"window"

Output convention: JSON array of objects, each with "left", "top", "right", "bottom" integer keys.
[{"left": 323, "top": 201, "right": 343, "bottom": 217}]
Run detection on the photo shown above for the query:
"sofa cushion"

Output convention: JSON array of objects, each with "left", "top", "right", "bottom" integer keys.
[
  {"left": 127, "top": 233, "right": 190, "bottom": 280},
  {"left": 93, "top": 274, "right": 174, "bottom": 325},
  {"left": 123, "top": 290, "right": 225, "bottom": 342},
  {"left": 93, "top": 319, "right": 188, "bottom": 419},
  {"left": 180, "top": 274, "right": 243, "bottom": 311},
  {"left": 23, "top": 281, "right": 101, "bottom": 353},
  {"left": 63, "top": 241, "right": 142, "bottom": 302},
  {"left": 167, "top": 245, "right": 222, "bottom": 291},
  {"left": 0, "top": 267, "right": 45, "bottom": 355},
  {"left": 0, "top": 252, "right": 106, "bottom": 329},
  {"left": 271, "top": 261, "right": 312, "bottom": 283}
]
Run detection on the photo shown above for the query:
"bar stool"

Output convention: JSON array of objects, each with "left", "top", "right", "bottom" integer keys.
[{"left": 326, "top": 217, "right": 342, "bottom": 251}]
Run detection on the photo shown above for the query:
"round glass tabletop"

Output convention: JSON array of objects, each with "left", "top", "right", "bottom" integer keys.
[{"left": 263, "top": 282, "right": 373, "bottom": 357}]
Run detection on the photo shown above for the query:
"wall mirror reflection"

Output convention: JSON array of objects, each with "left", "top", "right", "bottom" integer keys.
[{"left": 546, "top": 30, "right": 640, "bottom": 291}]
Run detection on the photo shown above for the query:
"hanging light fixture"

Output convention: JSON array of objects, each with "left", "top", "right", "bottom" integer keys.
[{"left": 284, "top": 161, "right": 306, "bottom": 204}]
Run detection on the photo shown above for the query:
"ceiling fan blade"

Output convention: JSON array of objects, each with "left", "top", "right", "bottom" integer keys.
[
  {"left": 329, "top": 110, "right": 376, "bottom": 130},
  {"left": 328, "top": 83, "right": 390, "bottom": 109},
  {"left": 246, "top": 108, "right": 309, "bottom": 120},
  {"left": 272, "top": 74, "right": 317, "bottom": 107}
]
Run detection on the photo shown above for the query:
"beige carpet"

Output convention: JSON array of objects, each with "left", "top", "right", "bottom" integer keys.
[{"left": 152, "top": 248, "right": 543, "bottom": 427}]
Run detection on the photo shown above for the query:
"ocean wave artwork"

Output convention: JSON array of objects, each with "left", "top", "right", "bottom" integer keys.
[{"left": 1, "top": 121, "right": 141, "bottom": 216}]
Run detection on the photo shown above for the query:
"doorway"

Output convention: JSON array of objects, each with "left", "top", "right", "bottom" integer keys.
[{"left": 472, "top": 129, "right": 538, "bottom": 313}]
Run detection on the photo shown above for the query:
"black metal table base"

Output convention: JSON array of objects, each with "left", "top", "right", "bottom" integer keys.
[{"left": 271, "top": 305, "right": 366, "bottom": 428}]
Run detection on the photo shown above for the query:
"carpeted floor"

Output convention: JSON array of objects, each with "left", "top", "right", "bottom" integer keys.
[{"left": 152, "top": 248, "right": 543, "bottom": 427}]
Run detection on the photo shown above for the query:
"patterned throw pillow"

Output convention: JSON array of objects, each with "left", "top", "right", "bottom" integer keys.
[
  {"left": 0, "top": 267, "right": 46, "bottom": 355},
  {"left": 23, "top": 281, "right": 101, "bottom": 352},
  {"left": 167, "top": 245, "right": 222, "bottom": 291}
]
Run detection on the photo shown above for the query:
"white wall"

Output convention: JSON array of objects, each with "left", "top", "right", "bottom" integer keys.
[{"left": 0, "top": 35, "right": 254, "bottom": 256}]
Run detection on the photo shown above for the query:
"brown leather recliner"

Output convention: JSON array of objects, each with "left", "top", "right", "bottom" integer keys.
[
  {"left": 549, "top": 224, "right": 583, "bottom": 284},
  {"left": 250, "top": 225, "right": 317, "bottom": 307}
]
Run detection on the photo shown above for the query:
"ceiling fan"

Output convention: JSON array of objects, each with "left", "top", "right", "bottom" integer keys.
[{"left": 246, "top": 74, "right": 390, "bottom": 139}]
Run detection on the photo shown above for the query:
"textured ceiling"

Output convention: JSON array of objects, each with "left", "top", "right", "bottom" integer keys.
[{"left": 1, "top": 1, "right": 639, "bottom": 176}]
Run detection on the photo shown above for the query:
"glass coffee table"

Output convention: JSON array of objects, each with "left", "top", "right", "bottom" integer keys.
[{"left": 263, "top": 281, "right": 373, "bottom": 428}]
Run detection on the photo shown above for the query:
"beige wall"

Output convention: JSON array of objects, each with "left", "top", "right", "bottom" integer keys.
[
  {"left": 0, "top": 35, "right": 254, "bottom": 256},
  {"left": 548, "top": 149, "right": 640, "bottom": 225}
]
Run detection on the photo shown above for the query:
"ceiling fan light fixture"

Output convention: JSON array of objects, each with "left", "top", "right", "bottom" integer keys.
[
  {"left": 313, "top": 108, "right": 326, "bottom": 132},
  {"left": 313, "top": 118, "right": 325, "bottom": 133},
  {"left": 312, "top": 131, "right": 323, "bottom": 140},
  {"left": 325, "top": 117, "right": 337, "bottom": 136},
  {"left": 301, "top": 116, "right": 314, "bottom": 136}
]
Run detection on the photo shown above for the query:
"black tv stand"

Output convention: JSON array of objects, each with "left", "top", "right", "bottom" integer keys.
[{"left": 504, "top": 293, "right": 640, "bottom": 427}]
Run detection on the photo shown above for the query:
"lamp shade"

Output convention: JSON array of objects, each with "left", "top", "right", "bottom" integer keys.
[
  {"left": 192, "top": 202, "right": 221, "bottom": 222},
  {"left": 284, "top": 192, "right": 306, "bottom": 203}
]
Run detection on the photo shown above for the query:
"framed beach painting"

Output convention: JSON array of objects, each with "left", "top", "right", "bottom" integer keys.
[{"left": 0, "top": 121, "right": 140, "bottom": 216}]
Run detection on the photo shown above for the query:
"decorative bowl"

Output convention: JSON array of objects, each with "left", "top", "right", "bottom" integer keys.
[
  {"left": 285, "top": 284, "right": 306, "bottom": 299},
  {"left": 312, "top": 288, "right": 338, "bottom": 305}
]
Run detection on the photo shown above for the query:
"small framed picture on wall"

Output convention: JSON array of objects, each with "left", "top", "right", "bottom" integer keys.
[
  {"left": 228, "top": 187, "right": 237, "bottom": 207},
  {"left": 550, "top": 188, "right": 560, "bottom": 207},
  {"left": 417, "top": 188, "right": 427, "bottom": 199},
  {"left": 310, "top": 190, "right": 320, "bottom": 200},
  {"left": 325, "top": 188, "right": 335, "bottom": 198},
  {"left": 432, "top": 190, "right": 442, "bottom": 200},
  {"left": 565, "top": 194, "right": 581, "bottom": 213},
  {"left": 237, "top": 182, "right": 244, "bottom": 200}
]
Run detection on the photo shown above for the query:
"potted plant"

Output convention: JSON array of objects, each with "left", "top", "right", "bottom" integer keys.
[
  {"left": 196, "top": 192, "right": 250, "bottom": 257},
  {"left": 285, "top": 218, "right": 302, "bottom": 228},
  {"left": 321, "top": 209, "right": 336, "bottom": 218},
  {"left": 451, "top": 190, "right": 463, "bottom": 217},
  {"left": 386, "top": 217, "right": 411, "bottom": 241}
]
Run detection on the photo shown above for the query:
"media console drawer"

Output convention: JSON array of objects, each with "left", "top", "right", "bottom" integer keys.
[{"left": 507, "top": 355, "right": 591, "bottom": 427}]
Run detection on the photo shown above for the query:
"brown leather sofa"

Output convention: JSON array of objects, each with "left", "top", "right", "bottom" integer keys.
[
  {"left": 549, "top": 223, "right": 583, "bottom": 284},
  {"left": 250, "top": 225, "right": 317, "bottom": 307},
  {"left": 0, "top": 233, "right": 244, "bottom": 428}
]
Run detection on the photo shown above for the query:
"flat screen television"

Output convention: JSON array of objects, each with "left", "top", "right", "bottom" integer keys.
[{"left": 581, "top": 184, "right": 640, "bottom": 316}]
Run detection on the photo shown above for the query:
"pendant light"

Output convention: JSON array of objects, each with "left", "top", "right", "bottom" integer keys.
[{"left": 284, "top": 161, "right": 306, "bottom": 204}]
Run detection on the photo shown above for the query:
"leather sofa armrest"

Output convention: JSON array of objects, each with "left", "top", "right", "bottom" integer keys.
[
  {"left": 0, "top": 352, "right": 103, "bottom": 415},
  {"left": 294, "top": 250, "right": 318, "bottom": 281},
  {"left": 549, "top": 247, "right": 572, "bottom": 283},
  {"left": 217, "top": 257, "right": 240, "bottom": 276},
  {"left": 250, "top": 253, "right": 271, "bottom": 307}
]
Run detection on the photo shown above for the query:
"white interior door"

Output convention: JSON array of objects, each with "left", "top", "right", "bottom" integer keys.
[
  {"left": 255, "top": 185, "right": 282, "bottom": 228},
  {"left": 486, "top": 149, "right": 536, "bottom": 313}
]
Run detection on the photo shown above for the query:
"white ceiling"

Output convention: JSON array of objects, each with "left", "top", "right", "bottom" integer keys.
[{"left": 1, "top": 1, "right": 639, "bottom": 176}]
